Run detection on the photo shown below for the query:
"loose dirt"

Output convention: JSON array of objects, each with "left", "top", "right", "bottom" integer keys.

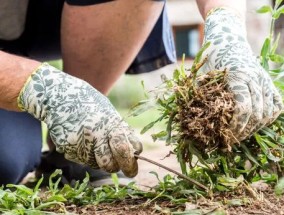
[{"left": 69, "top": 139, "right": 284, "bottom": 215}]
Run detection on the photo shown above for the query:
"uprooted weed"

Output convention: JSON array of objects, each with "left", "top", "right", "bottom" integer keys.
[
  {"left": 176, "top": 69, "right": 235, "bottom": 161},
  {"left": 131, "top": 0, "right": 284, "bottom": 193}
]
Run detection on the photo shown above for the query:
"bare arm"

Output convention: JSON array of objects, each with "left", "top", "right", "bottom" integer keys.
[
  {"left": 61, "top": 0, "right": 164, "bottom": 95},
  {"left": 196, "top": 0, "right": 246, "bottom": 19},
  {"left": 0, "top": 51, "right": 40, "bottom": 111}
]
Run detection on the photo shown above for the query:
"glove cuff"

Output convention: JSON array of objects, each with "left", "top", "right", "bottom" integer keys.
[
  {"left": 17, "top": 62, "right": 64, "bottom": 121},
  {"left": 17, "top": 62, "right": 48, "bottom": 112},
  {"left": 206, "top": 7, "right": 244, "bottom": 21},
  {"left": 204, "top": 7, "right": 247, "bottom": 43}
]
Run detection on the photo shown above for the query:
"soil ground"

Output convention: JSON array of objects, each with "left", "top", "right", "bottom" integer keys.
[
  {"left": 23, "top": 132, "right": 284, "bottom": 214},
  {"left": 67, "top": 191, "right": 284, "bottom": 215},
  {"left": 69, "top": 138, "right": 284, "bottom": 215}
]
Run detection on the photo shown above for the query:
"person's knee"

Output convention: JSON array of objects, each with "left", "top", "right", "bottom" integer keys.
[
  {"left": 0, "top": 158, "right": 24, "bottom": 185},
  {"left": 0, "top": 110, "right": 42, "bottom": 185}
]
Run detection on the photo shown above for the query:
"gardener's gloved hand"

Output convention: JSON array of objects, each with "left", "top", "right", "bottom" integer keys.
[
  {"left": 201, "top": 8, "right": 283, "bottom": 142},
  {"left": 18, "top": 63, "right": 142, "bottom": 177}
]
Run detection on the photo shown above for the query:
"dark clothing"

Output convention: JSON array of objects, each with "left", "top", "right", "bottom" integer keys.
[
  {"left": 0, "top": 110, "right": 42, "bottom": 184},
  {"left": 66, "top": 0, "right": 114, "bottom": 5},
  {"left": 0, "top": 0, "right": 175, "bottom": 74},
  {"left": 66, "top": 0, "right": 165, "bottom": 6}
]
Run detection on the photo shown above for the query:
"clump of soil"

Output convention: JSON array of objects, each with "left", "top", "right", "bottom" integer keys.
[{"left": 174, "top": 69, "right": 235, "bottom": 162}]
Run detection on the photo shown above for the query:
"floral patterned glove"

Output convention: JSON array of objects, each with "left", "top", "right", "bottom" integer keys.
[
  {"left": 18, "top": 63, "right": 142, "bottom": 177},
  {"left": 201, "top": 8, "right": 283, "bottom": 142}
]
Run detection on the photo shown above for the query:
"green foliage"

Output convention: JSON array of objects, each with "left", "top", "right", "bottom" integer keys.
[
  {"left": 0, "top": 170, "right": 208, "bottom": 214},
  {"left": 0, "top": 170, "right": 147, "bottom": 214},
  {"left": 259, "top": 1, "right": 284, "bottom": 74},
  {"left": 275, "top": 177, "right": 284, "bottom": 196},
  {"left": 131, "top": 0, "right": 284, "bottom": 195}
]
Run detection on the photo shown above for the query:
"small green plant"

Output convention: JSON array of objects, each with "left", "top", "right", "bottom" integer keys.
[{"left": 0, "top": 170, "right": 147, "bottom": 214}]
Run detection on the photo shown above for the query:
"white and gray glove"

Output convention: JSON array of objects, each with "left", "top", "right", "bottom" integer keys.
[
  {"left": 201, "top": 8, "right": 283, "bottom": 142},
  {"left": 18, "top": 63, "right": 142, "bottom": 177}
]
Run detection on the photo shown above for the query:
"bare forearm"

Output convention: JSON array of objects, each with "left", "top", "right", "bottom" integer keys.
[
  {"left": 0, "top": 51, "right": 40, "bottom": 111},
  {"left": 61, "top": 0, "right": 164, "bottom": 95},
  {"left": 196, "top": 0, "right": 246, "bottom": 19}
]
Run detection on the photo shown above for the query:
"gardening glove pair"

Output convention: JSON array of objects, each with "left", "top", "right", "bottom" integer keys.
[
  {"left": 18, "top": 63, "right": 143, "bottom": 177},
  {"left": 201, "top": 8, "right": 283, "bottom": 142}
]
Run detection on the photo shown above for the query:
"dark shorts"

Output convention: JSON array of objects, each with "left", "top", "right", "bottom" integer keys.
[{"left": 0, "top": 0, "right": 176, "bottom": 74}]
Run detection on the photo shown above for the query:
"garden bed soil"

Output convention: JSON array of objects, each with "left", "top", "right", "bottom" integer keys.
[{"left": 66, "top": 187, "right": 284, "bottom": 215}]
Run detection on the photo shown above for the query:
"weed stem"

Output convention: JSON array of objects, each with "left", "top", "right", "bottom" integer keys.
[{"left": 135, "top": 154, "right": 209, "bottom": 191}]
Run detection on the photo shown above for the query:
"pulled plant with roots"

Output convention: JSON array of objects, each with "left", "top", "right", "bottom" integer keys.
[
  {"left": 131, "top": 1, "right": 284, "bottom": 192},
  {"left": 176, "top": 68, "right": 235, "bottom": 159}
]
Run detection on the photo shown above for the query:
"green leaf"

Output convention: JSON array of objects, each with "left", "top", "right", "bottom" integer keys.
[
  {"left": 255, "top": 134, "right": 281, "bottom": 162},
  {"left": 166, "top": 112, "right": 176, "bottom": 145},
  {"left": 269, "top": 54, "right": 284, "bottom": 63},
  {"left": 271, "top": 33, "right": 281, "bottom": 54},
  {"left": 140, "top": 80, "right": 149, "bottom": 99},
  {"left": 151, "top": 130, "right": 168, "bottom": 142},
  {"left": 221, "top": 157, "right": 229, "bottom": 176},
  {"left": 275, "top": 177, "right": 284, "bottom": 196},
  {"left": 217, "top": 176, "right": 244, "bottom": 189},
  {"left": 234, "top": 155, "right": 241, "bottom": 163},
  {"left": 277, "top": 136, "right": 284, "bottom": 145},
  {"left": 6, "top": 184, "right": 33, "bottom": 196},
  {"left": 187, "top": 141, "right": 212, "bottom": 169},
  {"left": 45, "top": 194, "right": 67, "bottom": 202},
  {"left": 261, "top": 173, "right": 278, "bottom": 182},
  {"left": 140, "top": 114, "right": 166, "bottom": 134},
  {"left": 256, "top": 5, "right": 273, "bottom": 14},
  {"left": 173, "top": 69, "right": 181, "bottom": 80},
  {"left": 260, "top": 37, "right": 271, "bottom": 70},
  {"left": 274, "top": 80, "right": 284, "bottom": 92},
  {"left": 35, "top": 201, "right": 64, "bottom": 210},
  {"left": 260, "top": 126, "right": 277, "bottom": 139},
  {"left": 130, "top": 99, "right": 155, "bottom": 117},
  {"left": 206, "top": 156, "right": 221, "bottom": 164},
  {"left": 193, "top": 42, "right": 211, "bottom": 66},
  {"left": 76, "top": 173, "right": 90, "bottom": 194},
  {"left": 49, "top": 169, "right": 62, "bottom": 193},
  {"left": 177, "top": 151, "right": 187, "bottom": 175},
  {"left": 240, "top": 143, "right": 260, "bottom": 166},
  {"left": 149, "top": 171, "right": 161, "bottom": 182},
  {"left": 215, "top": 184, "right": 230, "bottom": 192},
  {"left": 33, "top": 177, "right": 43, "bottom": 193},
  {"left": 273, "top": 5, "right": 284, "bottom": 19},
  {"left": 180, "top": 54, "right": 186, "bottom": 78},
  {"left": 111, "top": 173, "right": 119, "bottom": 189},
  {"left": 261, "top": 38, "right": 270, "bottom": 59}
]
